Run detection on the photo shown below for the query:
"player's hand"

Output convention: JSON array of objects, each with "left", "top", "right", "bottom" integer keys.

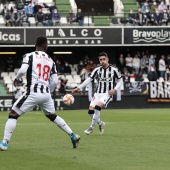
[
  {"left": 13, "top": 79, "right": 18, "bottom": 87},
  {"left": 108, "top": 89, "right": 116, "bottom": 96},
  {"left": 72, "top": 87, "right": 80, "bottom": 94}
]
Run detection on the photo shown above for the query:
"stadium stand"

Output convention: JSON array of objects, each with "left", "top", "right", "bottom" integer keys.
[
  {"left": 0, "top": 80, "right": 7, "bottom": 96},
  {"left": 0, "top": 70, "right": 27, "bottom": 95},
  {"left": 93, "top": 16, "right": 110, "bottom": 26},
  {"left": 55, "top": 0, "right": 71, "bottom": 17},
  {"left": 122, "top": 0, "right": 138, "bottom": 13}
]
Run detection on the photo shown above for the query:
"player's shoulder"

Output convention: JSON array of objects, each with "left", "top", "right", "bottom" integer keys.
[
  {"left": 109, "top": 64, "right": 118, "bottom": 69},
  {"left": 23, "top": 52, "right": 33, "bottom": 58},
  {"left": 94, "top": 65, "right": 102, "bottom": 71}
]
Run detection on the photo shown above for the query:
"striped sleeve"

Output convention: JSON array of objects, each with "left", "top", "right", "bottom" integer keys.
[
  {"left": 114, "top": 68, "right": 122, "bottom": 79},
  {"left": 22, "top": 54, "right": 30, "bottom": 64},
  {"left": 89, "top": 67, "right": 99, "bottom": 79},
  {"left": 50, "top": 62, "right": 57, "bottom": 75}
]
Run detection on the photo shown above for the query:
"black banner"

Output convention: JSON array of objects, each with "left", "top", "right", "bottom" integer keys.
[
  {"left": 148, "top": 81, "right": 170, "bottom": 102},
  {"left": 1, "top": 27, "right": 170, "bottom": 46},
  {"left": 0, "top": 28, "right": 24, "bottom": 45},
  {"left": 124, "top": 82, "right": 147, "bottom": 95},
  {"left": 26, "top": 27, "right": 122, "bottom": 46},
  {"left": 0, "top": 96, "right": 81, "bottom": 111},
  {"left": 124, "top": 27, "right": 170, "bottom": 45}
]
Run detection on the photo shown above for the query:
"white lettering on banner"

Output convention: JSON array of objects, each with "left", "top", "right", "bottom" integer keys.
[
  {"left": 46, "top": 28, "right": 103, "bottom": 37},
  {"left": 45, "top": 28, "right": 104, "bottom": 45},
  {"left": 0, "top": 99, "right": 13, "bottom": 107},
  {"left": 150, "top": 81, "right": 170, "bottom": 98},
  {"left": 5, "top": 99, "right": 12, "bottom": 107},
  {"left": 46, "top": 29, "right": 54, "bottom": 36},
  {"left": 70, "top": 29, "right": 76, "bottom": 36},
  {"left": 58, "top": 29, "right": 66, "bottom": 37},
  {"left": 53, "top": 40, "right": 56, "bottom": 44},
  {"left": 81, "top": 29, "right": 88, "bottom": 36},
  {"left": 133, "top": 29, "right": 170, "bottom": 43},
  {"left": 150, "top": 82, "right": 157, "bottom": 98},
  {"left": 54, "top": 99, "right": 63, "bottom": 107},
  {"left": 94, "top": 29, "right": 102, "bottom": 36},
  {"left": 0, "top": 100, "right": 3, "bottom": 107},
  {"left": 0, "top": 32, "right": 20, "bottom": 41},
  {"left": 75, "top": 40, "right": 79, "bottom": 44},
  {"left": 48, "top": 40, "right": 101, "bottom": 45}
]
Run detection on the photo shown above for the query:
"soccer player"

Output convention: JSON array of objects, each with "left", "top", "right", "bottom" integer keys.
[
  {"left": 0, "top": 36, "right": 80, "bottom": 151},
  {"left": 72, "top": 52, "right": 123, "bottom": 135}
]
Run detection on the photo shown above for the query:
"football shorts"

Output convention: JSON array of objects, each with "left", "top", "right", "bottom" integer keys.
[
  {"left": 90, "top": 93, "right": 113, "bottom": 108},
  {"left": 12, "top": 92, "right": 55, "bottom": 115}
]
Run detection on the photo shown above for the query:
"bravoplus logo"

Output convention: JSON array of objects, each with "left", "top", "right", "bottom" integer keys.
[{"left": 133, "top": 29, "right": 170, "bottom": 43}]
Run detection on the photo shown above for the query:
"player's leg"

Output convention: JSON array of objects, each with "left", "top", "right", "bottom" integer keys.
[
  {"left": 40, "top": 93, "right": 80, "bottom": 148},
  {"left": 84, "top": 93, "right": 103, "bottom": 134},
  {"left": 0, "top": 110, "right": 20, "bottom": 151},
  {"left": 85, "top": 94, "right": 111, "bottom": 135},
  {"left": 90, "top": 102, "right": 104, "bottom": 129},
  {"left": 84, "top": 102, "right": 104, "bottom": 135},
  {"left": 88, "top": 106, "right": 103, "bottom": 125},
  {"left": 0, "top": 92, "right": 37, "bottom": 151},
  {"left": 97, "top": 95, "right": 113, "bottom": 134},
  {"left": 88, "top": 81, "right": 93, "bottom": 101}
]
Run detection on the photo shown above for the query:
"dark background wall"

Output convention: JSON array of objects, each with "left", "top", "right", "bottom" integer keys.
[
  {"left": 1, "top": 45, "right": 170, "bottom": 72},
  {"left": 75, "top": 0, "right": 113, "bottom": 14},
  {"left": 1, "top": 95, "right": 170, "bottom": 111}
]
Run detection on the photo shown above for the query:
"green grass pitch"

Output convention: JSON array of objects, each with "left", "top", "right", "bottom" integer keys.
[{"left": 0, "top": 109, "right": 170, "bottom": 170}]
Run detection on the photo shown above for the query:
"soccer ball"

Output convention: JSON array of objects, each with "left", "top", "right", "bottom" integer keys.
[{"left": 63, "top": 94, "right": 74, "bottom": 106}]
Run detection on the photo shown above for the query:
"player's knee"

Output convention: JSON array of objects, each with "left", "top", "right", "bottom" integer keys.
[
  {"left": 95, "top": 105, "right": 101, "bottom": 111},
  {"left": 46, "top": 114, "right": 57, "bottom": 121},
  {"left": 8, "top": 110, "right": 20, "bottom": 119},
  {"left": 88, "top": 110, "right": 94, "bottom": 115}
]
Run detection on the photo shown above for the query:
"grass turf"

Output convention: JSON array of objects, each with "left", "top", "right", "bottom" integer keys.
[{"left": 0, "top": 109, "right": 170, "bottom": 170}]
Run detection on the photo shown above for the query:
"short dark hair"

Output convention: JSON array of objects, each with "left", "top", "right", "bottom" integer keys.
[
  {"left": 35, "top": 36, "right": 47, "bottom": 47},
  {"left": 98, "top": 52, "right": 108, "bottom": 57}
]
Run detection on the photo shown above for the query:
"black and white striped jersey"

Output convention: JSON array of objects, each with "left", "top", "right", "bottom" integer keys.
[
  {"left": 90, "top": 64, "right": 122, "bottom": 93},
  {"left": 23, "top": 51, "right": 57, "bottom": 93}
]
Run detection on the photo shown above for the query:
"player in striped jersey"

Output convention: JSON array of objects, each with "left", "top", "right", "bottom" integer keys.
[
  {"left": 0, "top": 36, "right": 80, "bottom": 151},
  {"left": 72, "top": 52, "right": 123, "bottom": 135}
]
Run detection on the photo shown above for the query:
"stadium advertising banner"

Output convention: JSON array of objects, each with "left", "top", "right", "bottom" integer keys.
[
  {"left": 0, "top": 28, "right": 24, "bottom": 45},
  {"left": 0, "top": 96, "right": 81, "bottom": 111},
  {"left": 148, "top": 81, "right": 170, "bottom": 102},
  {"left": 26, "top": 27, "right": 122, "bottom": 46},
  {"left": 2, "top": 27, "right": 170, "bottom": 46},
  {"left": 0, "top": 97, "right": 13, "bottom": 111},
  {"left": 124, "top": 27, "right": 170, "bottom": 45},
  {"left": 124, "top": 82, "right": 147, "bottom": 95}
]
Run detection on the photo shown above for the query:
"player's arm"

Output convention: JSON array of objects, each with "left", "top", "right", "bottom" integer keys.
[
  {"left": 13, "top": 64, "right": 29, "bottom": 87},
  {"left": 109, "top": 78, "right": 123, "bottom": 96},
  {"left": 72, "top": 77, "right": 93, "bottom": 94},
  {"left": 49, "top": 62, "right": 58, "bottom": 93},
  {"left": 72, "top": 67, "right": 98, "bottom": 94},
  {"left": 109, "top": 68, "right": 123, "bottom": 96},
  {"left": 14, "top": 54, "right": 30, "bottom": 87},
  {"left": 50, "top": 73, "right": 58, "bottom": 93}
]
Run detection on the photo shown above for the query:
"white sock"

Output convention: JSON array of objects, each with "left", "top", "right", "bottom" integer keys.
[
  {"left": 89, "top": 114, "right": 93, "bottom": 119},
  {"left": 53, "top": 116, "right": 73, "bottom": 135},
  {"left": 89, "top": 113, "right": 101, "bottom": 125},
  {"left": 90, "top": 109, "right": 100, "bottom": 129},
  {"left": 3, "top": 118, "right": 17, "bottom": 144}
]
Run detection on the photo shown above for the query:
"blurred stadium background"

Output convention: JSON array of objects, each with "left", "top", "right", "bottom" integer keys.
[
  {"left": 0, "top": 0, "right": 170, "bottom": 110},
  {"left": 1, "top": 1, "right": 170, "bottom": 170}
]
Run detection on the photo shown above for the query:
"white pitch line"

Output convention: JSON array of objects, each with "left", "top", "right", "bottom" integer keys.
[{"left": 0, "top": 121, "right": 170, "bottom": 126}]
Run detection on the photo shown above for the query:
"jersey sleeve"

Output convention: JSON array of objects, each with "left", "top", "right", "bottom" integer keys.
[
  {"left": 22, "top": 54, "right": 30, "bottom": 64},
  {"left": 50, "top": 62, "right": 57, "bottom": 75},
  {"left": 114, "top": 68, "right": 122, "bottom": 79},
  {"left": 89, "top": 67, "right": 98, "bottom": 79}
]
